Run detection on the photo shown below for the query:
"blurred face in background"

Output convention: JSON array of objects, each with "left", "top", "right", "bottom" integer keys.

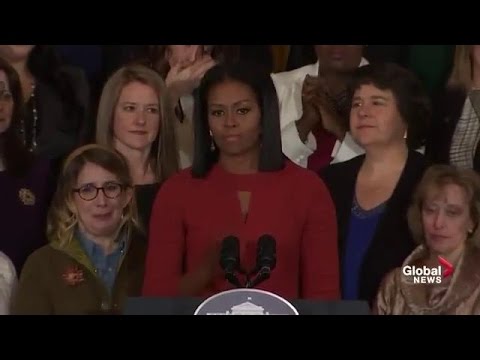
[
  {"left": 314, "top": 45, "right": 363, "bottom": 74},
  {"left": 0, "top": 70, "right": 13, "bottom": 134},
  {"left": 0, "top": 45, "right": 35, "bottom": 63}
]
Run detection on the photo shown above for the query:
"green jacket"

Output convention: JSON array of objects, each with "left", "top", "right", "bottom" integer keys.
[{"left": 11, "top": 232, "right": 146, "bottom": 315}]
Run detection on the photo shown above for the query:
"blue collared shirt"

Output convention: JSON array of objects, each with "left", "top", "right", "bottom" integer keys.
[{"left": 76, "top": 229, "right": 126, "bottom": 294}]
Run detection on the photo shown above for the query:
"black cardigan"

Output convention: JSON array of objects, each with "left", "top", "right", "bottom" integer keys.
[{"left": 320, "top": 150, "right": 428, "bottom": 305}]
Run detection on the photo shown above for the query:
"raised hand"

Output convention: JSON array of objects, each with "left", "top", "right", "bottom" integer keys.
[
  {"left": 309, "top": 75, "right": 347, "bottom": 139},
  {"left": 166, "top": 55, "right": 217, "bottom": 102}
]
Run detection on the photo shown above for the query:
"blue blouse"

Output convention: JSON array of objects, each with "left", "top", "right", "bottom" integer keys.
[{"left": 342, "top": 197, "right": 386, "bottom": 300}]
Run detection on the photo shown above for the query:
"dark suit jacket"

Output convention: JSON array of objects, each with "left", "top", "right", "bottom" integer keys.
[
  {"left": 426, "top": 86, "right": 480, "bottom": 171},
  {"left": 35, "top": 65, "right": 91, "bottom": 161},
  {"left": 320, "top": 150, "right": 428, "bottom": 305}
]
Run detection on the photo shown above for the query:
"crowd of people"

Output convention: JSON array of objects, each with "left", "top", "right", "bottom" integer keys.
[{"left": 1, "top": 44, "right": 480, "bottom": 315}]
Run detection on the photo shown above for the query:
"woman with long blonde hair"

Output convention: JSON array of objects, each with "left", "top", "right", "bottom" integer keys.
[
  {"left": 11, "top": 144, "right": 145, "bottom": 315},
  {"left": 96, "top": 64, "right": 178, "bottom": 232}
]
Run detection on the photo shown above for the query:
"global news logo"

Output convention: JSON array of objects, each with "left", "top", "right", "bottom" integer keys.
[{"left": 402, "top": 256, "right": 454, "bottom": 284}]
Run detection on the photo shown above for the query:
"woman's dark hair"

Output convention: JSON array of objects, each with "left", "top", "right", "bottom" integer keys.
[
  {"left": 27, "top": 46, "right": 63, "bottom": 86},
  {"left": 347, "top": 62, "right": 431, "bottom": 149},
  {"left": 0, "top": 57, "right": 32, "bottom": 176},
  {"left": 191, "top": 61, "right": 284, "bottom": 178},
  {"left": 28, "top": 45, "right": 86, "bottom": 131}
]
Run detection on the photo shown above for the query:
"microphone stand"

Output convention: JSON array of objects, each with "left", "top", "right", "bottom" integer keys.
[
  {"left": 245, "top": 266, "right": 272, "bottom": 289},
  {"left": 224, "top": 270, "right": 243, "bottom": 288}
]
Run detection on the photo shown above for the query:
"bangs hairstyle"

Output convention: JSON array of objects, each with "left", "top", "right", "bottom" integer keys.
[
  {"left": 407, "top": 164, "right": 480, "bottom": 248},
  {"left": 347, "top": 62, "right": 431, "bottom": 149},
  {"left": 0, "top": 56, "right": 32, "bottom": 176},
  {"left": 191, "top": 61, "right": 284, "bottom": 178},
  {"left": 47, "top": 144, "right": 140, "bottom": 247},
  {"left": 96, "top": 64, "right": 178, "bottom": 185}
]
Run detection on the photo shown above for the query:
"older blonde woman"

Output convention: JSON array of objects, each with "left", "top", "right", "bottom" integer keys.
[
  {"left": 11, "top": 144, "right": 145, "bottom": 315},
  {"left": 96, "top": 65, "right": 178, "bottom": 232},
  {"left": 428, "top": 45, "right": 480, "bottom": 171},
  {"left": 374, "top": 165, "right": 480, "bottom": 315}
]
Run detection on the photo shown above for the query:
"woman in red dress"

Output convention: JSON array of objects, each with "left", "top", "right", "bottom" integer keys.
[{"left": 142, "top": 62, "right": 339, "bottom": 300}]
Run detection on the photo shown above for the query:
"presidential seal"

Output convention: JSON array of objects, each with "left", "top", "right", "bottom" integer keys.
[{"left": 194, "top": 288, "right": 299, "bottom": 315}]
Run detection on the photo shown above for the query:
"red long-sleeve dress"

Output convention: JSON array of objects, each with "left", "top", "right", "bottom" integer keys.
[{"left": 142, "top": 160, "right": 339, "bottom": 300}]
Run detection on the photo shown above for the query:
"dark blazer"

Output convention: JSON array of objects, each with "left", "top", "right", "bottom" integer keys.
[
  {"left": 426, "top": 86, "right": 480, "bottom": 170},
  {"left": 0, "top": 158, "right": 54, "bottom": 275},
  {"left": 35, "top": 65, "right": 91, "bottom": 161},
  {"left": 320, "top": 150, "right": 428, "bottom": 305}
]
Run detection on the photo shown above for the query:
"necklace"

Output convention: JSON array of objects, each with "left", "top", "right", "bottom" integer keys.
[{"left": 19, "top": 82, "right": 38, "bottom": 152}]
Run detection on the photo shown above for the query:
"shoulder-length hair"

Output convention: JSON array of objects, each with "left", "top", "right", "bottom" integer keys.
[
  {"left": 408, "top": 164, "right": 480, "bottom": 248},
  {"left": 0, "top": 56, "right": 32, "bottom": 177},
  {"left": 47, "top": 144, "right": 140, "bottom": 247},
  {"left": 447, "top": 45, "right": 475, "bottom": 91},
  {"left": 191, "top": 61, "right": 285, "bottom": 178},
  {"left": 347, "top": 62, "right": 431, "bottom": 150},
  {"left": 96, "top": 64, "right": 178, "bottom": 185}
]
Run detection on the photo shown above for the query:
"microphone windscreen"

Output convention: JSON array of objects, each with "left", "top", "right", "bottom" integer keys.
[
  {"left": 257, "top": 234, "right": 276, "bottom": 270},
  {"left": 219, "top": 236, "right": 240, "bottom": 271}
]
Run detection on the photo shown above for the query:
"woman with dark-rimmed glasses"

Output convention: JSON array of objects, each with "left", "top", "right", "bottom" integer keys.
[{"left": 11, "top": 144, "right": 146, "bottom": 315}]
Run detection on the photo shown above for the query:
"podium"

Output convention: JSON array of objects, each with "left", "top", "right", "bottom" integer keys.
[{"left": 123, "top": 296, "right": 371, "bottom": 315}]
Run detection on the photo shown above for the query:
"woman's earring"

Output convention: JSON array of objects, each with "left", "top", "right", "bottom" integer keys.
[
  {"left": 403, "top": 129, "right": 408, "bottom": 139},
  {"left": 209, "top": 130, "right": 215, "bottom": 151}
]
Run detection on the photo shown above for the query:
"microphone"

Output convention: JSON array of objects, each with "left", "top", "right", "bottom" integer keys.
[
  {"left": 219, "top": 236, "right": 242, "bottom": 288},
  {"left": 246, "top": 235, "right": 277, "bottom": 288}
]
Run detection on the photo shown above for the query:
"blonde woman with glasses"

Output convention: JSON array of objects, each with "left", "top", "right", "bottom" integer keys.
[
  {"left": 96, "top": 65, "right": 179, "bottom": 233},
  {"left": 11, "top": 145, "right": 145, "bottom": 315}
]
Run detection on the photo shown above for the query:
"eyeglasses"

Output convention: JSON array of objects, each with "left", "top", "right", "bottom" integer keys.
[{"left": 72, "top": 182, "right": 127, "bottom": 201}]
